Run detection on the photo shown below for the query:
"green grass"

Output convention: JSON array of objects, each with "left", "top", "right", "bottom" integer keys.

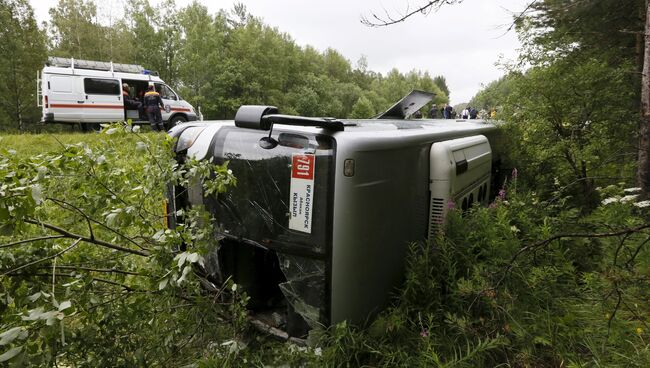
[{"left": 1, "top": 131, "right": 160, "bottom": 157}]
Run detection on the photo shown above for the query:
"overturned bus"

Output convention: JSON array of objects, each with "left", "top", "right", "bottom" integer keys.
[{"left": 166, "top": 91, "right": 500, "bottom": 338}]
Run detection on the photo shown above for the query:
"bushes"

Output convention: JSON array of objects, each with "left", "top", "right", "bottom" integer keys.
[
  {"left": 2, "top": 131, "right": 650, "bottom": 366},
  {"left": 262, "top": 185, "right": 650, "bottom": 367},
  {"left": 376, "top": 191, "right": 647, "bottom": 366},
  {"left": 0, "top": 128, "right": 243, "bottom": 366}
]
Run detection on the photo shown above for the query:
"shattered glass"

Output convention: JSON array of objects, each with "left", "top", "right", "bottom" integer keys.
[
  {"left": 277, "top": 254, "right": 327, "bottom": 329},
  {"left": 201, "top": 127, "right": 334, "bottom": 330}
]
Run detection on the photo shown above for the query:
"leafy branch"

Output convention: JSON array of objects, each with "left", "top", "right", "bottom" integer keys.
[
  {"left": 46, "top": 197, "right": 150, "bottom": 251},
  {"left": 36, "top": 265, "right": 148, "bottom": 277},
  {"left": 23, "top": 218, "right": 150, "bottom": 257},
  {"left": 0, "top": 235, "right": 65, "bottom": 249},
  {"left": 1, "top": 238, "right": 82, "bottom": 276}
]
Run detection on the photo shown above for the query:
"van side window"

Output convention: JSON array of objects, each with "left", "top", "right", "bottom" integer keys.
[
  {"left": 84, "top": 78, "right": 120, "bottom": 95},
  {"left": 156, "top": 84, "right": 178, "bottom": 100}
]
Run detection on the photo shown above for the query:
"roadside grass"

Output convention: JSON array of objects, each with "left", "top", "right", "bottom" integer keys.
[{"left": 1, "top": 131, "right": 161, "bottom": 157}]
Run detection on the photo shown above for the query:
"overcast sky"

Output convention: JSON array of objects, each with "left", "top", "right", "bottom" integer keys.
[{"left": 30, "top": 0, "right": 528, "bottom": 104}]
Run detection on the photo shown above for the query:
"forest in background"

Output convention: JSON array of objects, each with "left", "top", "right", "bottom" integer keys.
[
  {"left": 0, "top": 0, "right": 451, "bottom": 131},
  {"left": 2, "top": 0, "right": 650, "bottom": 366}
]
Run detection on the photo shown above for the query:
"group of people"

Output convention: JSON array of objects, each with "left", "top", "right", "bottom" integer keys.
[
  {"left": 419, "top": 104, "right": 489, "bottom": 120},
  {"left": 460, "top": 106, "right": 479, "bottom": 120},
  {"left": 122, "top": 83, "right": 166, "bottom": 131},
  {"left": 422, "top": 104, "right": 454, "bottom": 119}
]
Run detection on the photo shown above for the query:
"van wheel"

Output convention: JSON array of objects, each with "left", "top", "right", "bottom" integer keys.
[
  {"left": 80, "top": 123, "right": 101, "bottom": 133},
  {"left": 166, "top": 115, "right": 186, "bottom": 130}
]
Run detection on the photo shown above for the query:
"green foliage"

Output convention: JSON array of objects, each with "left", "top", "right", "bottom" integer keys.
[
  {"left": 495, "top": 58, "right": 637, "bottom": 207},
  {"left": 284, "top": 186, "right": 650, "bottom": 367},
  {"left": 469, "top": 73, "right": 519, "bottom": 112},
  {"left": 433, "top": 75, "right": 450, "bottom": 100},
  {"left": 524, "top": 0, "right": 644, "bottom": 67},
  {"left": 349, "top": 95, "right": 376, "bottom": 118},
  {"left": 0, "top": 0, "right": 47, "bottom": 131},
  {"left": 467, "top": 0, "right": 641, "bottom": 211},
  {"left": 48, "top": 0, "right": 132, "bottom": 63},
  {"left": 0, "top": 128, "right": 243, "bottom": 366}
]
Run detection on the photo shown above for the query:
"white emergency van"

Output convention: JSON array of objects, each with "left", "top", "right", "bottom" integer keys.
[{"left": 38, "top": 57, "right": 198, "bottom": 130}]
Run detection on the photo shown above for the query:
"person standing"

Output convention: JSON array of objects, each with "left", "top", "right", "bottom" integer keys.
[
  {"left": 444, "top": 104, "right": 453, "bottom": 119},
  {"left": 469, "top": 107, "right": 478, "bottom": 119},
  {"left": 461, "top": 106, "right": 469, "bottom": 119},
  {"left": 429, "top": 105, "right": 438, "bottom": 118},
  {"left": 143, "top": 85, "right": 165, "bottom": 131}
]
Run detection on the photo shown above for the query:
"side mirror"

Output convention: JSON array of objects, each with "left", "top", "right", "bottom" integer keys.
[{"left": 234, "top": 105, "right": 279, "bottom": 130}]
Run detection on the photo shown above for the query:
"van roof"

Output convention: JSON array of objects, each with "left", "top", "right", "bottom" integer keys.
[
  {"left": 42, "top": 66, "right": 164, "bottom": 83},
  {"left": 46, "top": 57, "right": 152, "bottom": 73}
]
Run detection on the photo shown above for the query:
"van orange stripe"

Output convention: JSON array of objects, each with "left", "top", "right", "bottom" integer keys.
[
  {"left": 170, "top": 108, "right": 191, "bottom": 112},
  {"left": 50, "top": 103, "right": 124, "bottom": 109}
]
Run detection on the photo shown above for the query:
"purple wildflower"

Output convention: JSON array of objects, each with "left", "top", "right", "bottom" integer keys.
[
  {"left": 511, "top": 168, "right": 518, "bottom": 179},
  {"left": 447, "top": 200, "right": 455, "bottom": 209},
  {"left": 420, "top": 329, "right": 429, "bottom": 338},
  {"left": 498, "top": 189, "right": 506, "bottom": 200}
]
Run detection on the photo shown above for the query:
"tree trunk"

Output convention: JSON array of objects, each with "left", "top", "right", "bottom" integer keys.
[{"left": 638, "top": 3, "right": 650, "bottom": 196}]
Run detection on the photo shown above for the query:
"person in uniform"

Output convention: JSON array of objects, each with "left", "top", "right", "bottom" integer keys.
[{"left": 143, "top": 85, "right": 165, "bottom": 131}]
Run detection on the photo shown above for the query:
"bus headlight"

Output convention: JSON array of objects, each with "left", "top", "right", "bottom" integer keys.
[{"left": 176, "top": 126, "right": 206, "bottom": 152}]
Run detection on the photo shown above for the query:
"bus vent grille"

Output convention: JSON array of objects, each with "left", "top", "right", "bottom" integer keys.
[{"left": 428, "top": 197, "right": 445, "bottom": 238}]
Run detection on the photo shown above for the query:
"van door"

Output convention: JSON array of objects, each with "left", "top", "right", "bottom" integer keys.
[
  {"left": 155, "top": 83, "right": 185, "bottom": 122},
  {"left": 82, "top": 77, "right": 124, "bottom": 122},
  {"left": 46, "top": 74, "right": 83, "bottom": 122},
  {"left": 122, "top": 79, "right": 146, "bottom": 121}
]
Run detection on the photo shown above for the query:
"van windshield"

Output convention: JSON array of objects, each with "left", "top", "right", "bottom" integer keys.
[{"left": 155, "top": 84, "right": 178, "bottom": 100}]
